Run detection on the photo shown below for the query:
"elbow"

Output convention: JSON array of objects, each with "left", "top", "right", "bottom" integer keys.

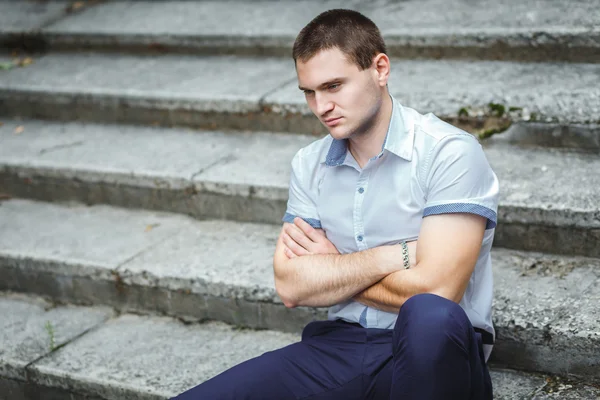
[
  {"left": 275, "top": 279, "right": 299, "bottom": 309},
  {"left": 283, "top": 298, "right": 298, "bottom": 309},
  {"left": 411, "top": 266, "right": 464, "bottom": 304},
  {"left": 277, "top": 288, "right": 299, "bottom": 309},
  {"left": 273, "top": 257, "right": 302, "bottom": 308},
  {"left": 427, "top": 285, "right": 464, "bottom": 304}
]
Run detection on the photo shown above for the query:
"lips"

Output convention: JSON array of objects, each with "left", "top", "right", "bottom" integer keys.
[{"left": 324, "top": 117, "right": 342, "bottom": 126}]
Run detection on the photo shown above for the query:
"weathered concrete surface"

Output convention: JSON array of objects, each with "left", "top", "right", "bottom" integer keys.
[
  {"left": 0, "top": 377, "right": 27, "bottom": 400},
  {"left": 28, "top": 314, "right": 300, "bottom": 399},
  {"left": 491, "top": 369, "right": 600, "bottom": 399},
  {"left": 533, "top": 385, "right": 600, "bottom": 399},
  {"left": 490, "top": 368, "right": 546, "bottom": 399},
  {"left": 12, "top": 0, "right": 600, "bottom": 62},
  {"left": 0, "top": 54, "right": 290, "bottom": 111},
  {"left": 1, "top": 120, "right": 599, "bottom": 257},
  {"left": 266, "top": 59, "right": 600, "bottom": 127},
  {"left": 0, "top": 2, "right": 69, "bottom": 33},
  {"left": 0, "top": 119, "right": 249, "bottom": 191},
  {"left": 0, "top": 200, "right": 599, "bottom": 380},
  {"left": 28, "top": 314, "right": 599, "bottom": 400},
  {"left": 0, "top": 297, "right": 596, "bottom": 400},
  {"left": 0, "top": 119, "right": 313, "bottom": 224},
  {"left": 120, "top": 220, "right": 279, "bottom": 301},
  {"left": 491, "top": 250, "right": 600, "bottom": 382},
  {"left": 0, "top": 292, "right": 112, "bottom": 382},
  {"left": 484, "top": 142, "right": 600, "bottom": 257},
  {"left": 116, "top": 218, "right": 326, "bottom": 332},
  {"left": 0, "top": 198, "right": 191, "bottom": 270},
  {"left": 0, "top": 377, "right": 106, "bottom": 400},
  {"left": 492, "top": 123, "right": 600, "bottom": 152},
  {"left": 0, "top": 199, "right": 324, "bottom": 332},
  {"left": 43, "top": 0, "right": 356, "bottom": 38},
  {"left": 531, "top": 374, "right": 600, "bottom": 399},
  {"left": 0, "top": 53, "right": 296, "bottom": 130},
  {"left": 0, "top": 198, "right": 205, "bottom": 314},
  {"left": 0, "top": 53, "right": 599, "bottom": 137},
  {"left": 191, "top": 130, "right": 308, "bottom": 201}
]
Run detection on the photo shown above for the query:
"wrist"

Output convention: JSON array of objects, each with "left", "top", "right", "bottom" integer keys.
[
  {"left": 375, "top": 245, "right": 404, "bottom": 275},
  {"left": 399, "top": 241, "right": 410, "bottom": 269}
]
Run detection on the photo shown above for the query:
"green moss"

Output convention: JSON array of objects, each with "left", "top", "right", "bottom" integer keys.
[
  {"left": 458, "top": 107, "right": 469, "bottom": 117},
  {"left": 477, "top": 127, "right": 509, "bottom": 140},
  {"left": 508, "top": 106, "right": 523, "bottom": 112},
  {"left": 477, "top": 123, "right": 512, "bottom": 140},
  {"left": 488, "top": 103, "right": 506, "bottom": 117}
]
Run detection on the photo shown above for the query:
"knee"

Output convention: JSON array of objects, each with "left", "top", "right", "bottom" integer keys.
[
  {"left": 394, "top": 294, "right": 470, "bottom": 355},
  {"left": 399, "top": 293, "right": 466, "bottom": 327}
]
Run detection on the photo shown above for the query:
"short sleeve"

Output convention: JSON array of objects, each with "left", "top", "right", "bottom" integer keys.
[
  {"left": 422, "top": 134, "right": 499, "bottom": 229},
  {"left": 282, "top": 150, "right": 322, "bottom": 229}
]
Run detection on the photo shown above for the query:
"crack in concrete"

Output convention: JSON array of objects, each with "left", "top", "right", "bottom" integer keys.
[
  {"left": 38, "top": 0, "right": 107, "bottom": 31},
  {"left": 22, "top": 315, "right": 111, "bottom": 378},
  {"left": 258, "top": 76, "right": 296, "bottom": 106},
  {"left": 113, "top": 235, "right": 175, "bottom": 273},
  {"left": 38, "top": 140, "right": 84, "bottom": 155},
  {"left": 189, "top": 153, "right": 237, "bottom": 181}
]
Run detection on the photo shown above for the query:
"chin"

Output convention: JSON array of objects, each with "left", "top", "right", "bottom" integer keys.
[{"left": 327, "top": 126, "right": 352, "bottom": 141}]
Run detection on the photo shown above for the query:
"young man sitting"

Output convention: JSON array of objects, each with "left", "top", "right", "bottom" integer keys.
[{"left": 174, "top": 9, "right": 498, "bottom": 400}]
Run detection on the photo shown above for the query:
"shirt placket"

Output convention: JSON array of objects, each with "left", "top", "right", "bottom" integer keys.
[{"left": 354, "top": 168, "right": 371, "bottom": 326}]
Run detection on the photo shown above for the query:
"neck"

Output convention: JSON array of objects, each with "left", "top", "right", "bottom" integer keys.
[{"left": 348, "top": 93, "right": 393, "bottom": 168}]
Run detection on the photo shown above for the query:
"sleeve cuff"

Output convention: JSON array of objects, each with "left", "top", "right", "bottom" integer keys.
[
  {"left": 423, "top": 203, "right": 497, "bottom": 229},
  {"left": 282, "top": 212, "right": 322, "bottom": 229}
]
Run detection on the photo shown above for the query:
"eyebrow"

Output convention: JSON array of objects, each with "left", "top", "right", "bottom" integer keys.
[{"left": 298, "top": 78, "right": 345, "bottom": 91}]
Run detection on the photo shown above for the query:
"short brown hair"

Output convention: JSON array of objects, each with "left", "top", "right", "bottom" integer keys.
[{"left": 293, "top": 9, "right": 387, "bottom": 70}]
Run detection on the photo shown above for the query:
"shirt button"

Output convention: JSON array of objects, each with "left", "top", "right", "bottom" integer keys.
[
  {"left": 358, "top": 187, "right": 365, "bottom": 194},
  {"left": 357, "top": 235, "right": 363, "bottom": 242}
]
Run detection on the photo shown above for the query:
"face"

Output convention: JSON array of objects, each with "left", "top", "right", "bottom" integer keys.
[{"left": 296, "top": 47, "right": 385, "bottom": 140}]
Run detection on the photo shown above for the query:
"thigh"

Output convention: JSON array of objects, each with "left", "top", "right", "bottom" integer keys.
[
  {"left": 173, "top": 321, "right": 368, "bottom": 400},
  {"left": 388, "top": 294, "right": 492, "bottom": 399},
  {"left": 172, "top": 342, "right": 302, "bottom": 400}
]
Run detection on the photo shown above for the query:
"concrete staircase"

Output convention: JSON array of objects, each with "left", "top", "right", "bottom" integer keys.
[{"left": 0, "top": 1, "right": 599, "bottom": 399}]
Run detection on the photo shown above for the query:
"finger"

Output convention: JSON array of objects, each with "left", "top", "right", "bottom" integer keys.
[
  {"left": 282, "top": 232, "right": 310, "bottom": 256},
  {"left": 293, "top": 217, "right": 323, "bottom": 242},
  {"left": 285, "top": 223, "right": 314, "bottom": 250},
  {"left": 284, "top": 246, "right": 297, "bottom": 259}
]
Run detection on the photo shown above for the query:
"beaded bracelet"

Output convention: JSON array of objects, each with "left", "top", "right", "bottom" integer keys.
[{"left": 400, "top": 241, "right": 410, "bottom": 269}]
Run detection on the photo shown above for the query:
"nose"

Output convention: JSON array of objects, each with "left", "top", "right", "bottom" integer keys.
[{"left": 315, "top": 92, "right": 334, "bottom": 117}]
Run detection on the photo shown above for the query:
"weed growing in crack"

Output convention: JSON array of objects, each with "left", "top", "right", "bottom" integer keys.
[{"left": 45, "top": 321, "right": 57, "bottom": 352}]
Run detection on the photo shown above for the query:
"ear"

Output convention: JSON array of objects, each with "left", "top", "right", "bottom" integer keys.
[{"left": 372, "top": 53, "right": 391, "bottom": 87}]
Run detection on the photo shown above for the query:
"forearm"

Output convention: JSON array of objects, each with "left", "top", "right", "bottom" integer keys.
[
  {"left": 353, "top": 268, "right": 427, "bottom": 313},
  {"left": 354, "top": 259, "right": 469, "bottom": 313},
  {"left": 274, "top": 245, "right": 400, "bottom": 308}
]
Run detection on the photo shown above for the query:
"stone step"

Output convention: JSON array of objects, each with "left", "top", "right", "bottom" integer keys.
[
  {"left": 0, "top": 200, "right": 598, "bottom": 382},
  {"left": 0, "top": 53, "right": 599, "bottom": 151},
  {"left": 1, "top": 292, "right": 599, "bottom": 400},
  {"left": 2, "top": 1, "right": 600, "bottom": 63},
  {"left": 1, "top": 120, "right": 599, "bottom": 257}
]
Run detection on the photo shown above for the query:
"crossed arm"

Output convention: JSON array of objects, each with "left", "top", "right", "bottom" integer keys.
[{"left": 273, "top": 213, "right": 487, "bottom": 313}]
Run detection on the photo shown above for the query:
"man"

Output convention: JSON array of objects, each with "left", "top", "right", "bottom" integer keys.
[{"left": 175, "top": 9, "right": 498, "bottom": 399}]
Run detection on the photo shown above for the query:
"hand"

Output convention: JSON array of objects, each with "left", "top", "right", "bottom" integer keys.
[{"left": 282, "top": 217, "right": 340, "bottom": 258}]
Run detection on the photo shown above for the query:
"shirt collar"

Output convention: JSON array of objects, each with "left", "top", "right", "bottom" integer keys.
[{"left": 322, "top": 95, "right": 414, "bottom": 167}]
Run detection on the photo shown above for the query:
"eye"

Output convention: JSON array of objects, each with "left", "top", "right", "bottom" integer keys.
[
  {"left": 303, "top": 90, "right": 314, "bottom": 96},
  {"left": 328, "top": 83, "right": 341, "bottom": 91}
]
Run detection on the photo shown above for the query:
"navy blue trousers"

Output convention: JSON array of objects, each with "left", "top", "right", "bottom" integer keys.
[{"left": 173, "top": 294, "right": 493, "bottom": 399}]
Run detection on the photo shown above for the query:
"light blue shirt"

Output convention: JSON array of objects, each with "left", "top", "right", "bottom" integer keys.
[{"left": 283, "top": 96, "right": 499, "bottom": 360}]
